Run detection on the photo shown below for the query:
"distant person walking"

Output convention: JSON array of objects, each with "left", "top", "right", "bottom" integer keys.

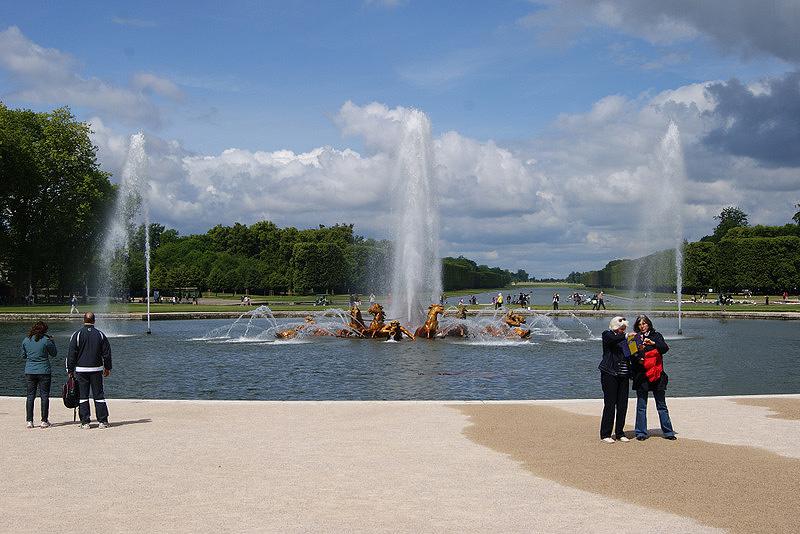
[
  {"left": 630, "top": 315, "right": 675, "bottom": 441},
  {"left": 21, "top": 321, "right": 57, "bottom": 428},
  {"left": 783, "top": 290, "right": 789, "bottom": 302},
  {"left": 67, "top": 312, "right": 112, "bottom": 429},
  {"left": 497, "top": 293, "right": 504, "bottom": 309},
  {"left": 599, "top": 316, "right": 631, "bottom": 443},
  {"left": 552, "top": 292, "right": 559, "bottom": 310},
  {"left": 69, "top": 294, "right": 79, "bottom": 315},
  {"left": 597, "top": 290, "right": 606, "bottom": 310}
]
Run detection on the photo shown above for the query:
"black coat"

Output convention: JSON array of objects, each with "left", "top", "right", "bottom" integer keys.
[
  {"left": 630, "top": 330, "right": 669, "bottom": 392},
  {"left": 599, "top": 329, "right": 629, "bottom": 376}
]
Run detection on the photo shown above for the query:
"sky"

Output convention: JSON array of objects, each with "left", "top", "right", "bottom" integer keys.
[{"left": 1, "top": 0, "right": 799, "bottom": 277}]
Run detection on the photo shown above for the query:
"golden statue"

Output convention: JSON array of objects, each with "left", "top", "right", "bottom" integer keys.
[
  {"left": 365, "top": 302, "right": 387, "bottom": 336},
  {"left": 373, "top": 319, "right": 415, "bottom": 341},
  {"left": 455, "top": 304, "right": 467, "bottom": 320},
  {"left": 415, "top": 303, "right": 445, "bottom": 339},
  {"left": 336, "top": 305, "right": 367, "bottom": 337},
  {"left": 502, "top": 310, "right": 531, "bottom": 339},
  {"left": 276, "top": 315, "right": 332, "bottom": 339}
]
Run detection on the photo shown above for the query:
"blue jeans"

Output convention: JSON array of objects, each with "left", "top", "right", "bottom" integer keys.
[
  {"left": 635, "top": 389, "right": 675, "bottom": 437},
  {"left": 25, "top": 374, "right": 51, "bottom": 422}
]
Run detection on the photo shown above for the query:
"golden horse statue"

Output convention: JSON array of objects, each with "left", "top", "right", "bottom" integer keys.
[
  {"left": 276, "top": 315, "right": 332, "bottom": 339},
  {"left": 336, "top": 305, "right": 367, "bottom": 337},
  {"left": 415, "top": 303, "right": 445, "bottom": 339},
  {"left": 373, "top": 320, "right": 415, "bottom": 341},
  {"left": 502, "top": 311, "right": 531, "bottom": 338},
  {"left": 365, "top": 302, "right": 386, "bottom": 336},
  {"left": 480, "top": 311, "right": 531, "bottom": 339},
  {"left": 438, "top": 304, "right": 469, "bottom": 338}
]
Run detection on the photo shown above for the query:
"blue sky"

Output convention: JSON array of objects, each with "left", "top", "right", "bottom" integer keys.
[{"left": 2, "top": 1, "right": 799, "bottom": 276}]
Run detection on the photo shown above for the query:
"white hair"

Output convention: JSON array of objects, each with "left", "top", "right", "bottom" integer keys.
[{"left": 609, "top": 316, "right": 628, "bottom": 331}]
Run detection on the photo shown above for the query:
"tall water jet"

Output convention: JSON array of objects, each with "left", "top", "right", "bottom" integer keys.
[
  {"left": 388, "top": 109, "right": 442, "bottom": 325},
  {"left": 98, "top": 132, "right": 152, "bottom": 331},
  {"left": 656, "top": 122, "right": 686, "bottom": 334}
]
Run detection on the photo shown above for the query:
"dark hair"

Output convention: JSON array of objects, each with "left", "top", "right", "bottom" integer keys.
[
  {"left": 633, "top": 315, "right": 654, "bottom": 333},
  {"left": 28, "top": 321, "right": 48, "bottom": 341}
]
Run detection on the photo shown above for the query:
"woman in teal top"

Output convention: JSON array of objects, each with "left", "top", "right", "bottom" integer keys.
[{"left": 21, "top": 321, "right": 58, "bottom": 428}]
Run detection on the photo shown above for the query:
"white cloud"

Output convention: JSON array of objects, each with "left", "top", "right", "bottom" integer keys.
[
  {"left": 0, "top": 26, "right": 175, "bottom": 127},
  {"left": 524, "top": 0, "right": 800, "bottom": 64},
  {"left": 132, "top": 72, "right": 184, "bottom": 101}
]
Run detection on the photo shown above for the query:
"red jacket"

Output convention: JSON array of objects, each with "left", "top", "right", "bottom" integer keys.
[{"left": 642, "top": 348, "right": 662, "bottom": 382}]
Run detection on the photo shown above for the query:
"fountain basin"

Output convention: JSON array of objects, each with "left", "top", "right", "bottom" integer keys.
[{"left": 1, "top": 317, "right": 797, "bottom": 400}]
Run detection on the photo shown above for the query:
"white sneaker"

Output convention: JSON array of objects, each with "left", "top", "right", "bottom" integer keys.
[
  {"left": 98, "top": 422, "right": 109, "bottom": 429},
  {"left": 80, "top": 423, "right": 91, "bottom": 429},
  {"left": 617, "top": 436, "right": 630, "bottom": 442},
  {"left": 26, "top": 421, "right": 34, "bottom": 429},
  {"left": 601, "top": 437, "right": 615, "bottom": 443},
  {"left": 40, "top": 421, "right": 51, "bottom": 428}
]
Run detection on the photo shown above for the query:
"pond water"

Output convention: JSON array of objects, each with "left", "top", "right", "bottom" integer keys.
[{"left": 1, "top": 316, "right": 798, "bottom": 400}]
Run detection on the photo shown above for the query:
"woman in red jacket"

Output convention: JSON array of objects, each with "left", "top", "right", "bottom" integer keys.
[{"left": 631, "top": 315, "right": 676, "bottom": 441}]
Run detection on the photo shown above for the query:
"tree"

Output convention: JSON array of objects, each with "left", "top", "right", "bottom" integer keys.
[
  {"left": 0, "top": 104, "right": 114, "bottom": 300},
  {"left": 793, "top": 203, "right": 800, "bottom": 225},
  {"left": 712, "top": 206, "right": 749, "bottom": 241},
  {"left": 513, "top": 269, "right": 529, "bottom": 282}
]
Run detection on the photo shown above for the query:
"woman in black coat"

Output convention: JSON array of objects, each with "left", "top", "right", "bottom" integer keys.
[
  {"left": 598, "top": 316, "right": 631, "bottom": 443},
  {"left": 630, "top": 315, "right": 676, "bottom": 440}
]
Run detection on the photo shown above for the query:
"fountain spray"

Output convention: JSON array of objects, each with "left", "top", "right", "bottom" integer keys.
[
  {"left": 387, "top": 109, "right": 442, "bottom": 325},
  {"left": 98, "top": 132, "right": 152, "bottom": 333},
  {"left": 657, "top": 122, "right": 686, "bottom": 335}
]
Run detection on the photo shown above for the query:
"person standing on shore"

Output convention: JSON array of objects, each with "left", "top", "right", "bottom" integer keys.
[
  {"left": 552, "top": 292, "right": 559, "bottom": 310},
  {"left": 599, "top": 316, "right": 631, "bottom": 443},
  {"left": 21, "top": 321, "right": 57, "bottom": 428},
  {"left": 630, "top": 315, "right": 676, "bottom": 441},
  {"left": 67, "top": 312, "right": 112, "bottom": 429},
  {"left": 597, "top": 290, "right": 606, "bottom": 310},
  {"left": 69, "top": 294, "right": 79, "bottom": 314}
]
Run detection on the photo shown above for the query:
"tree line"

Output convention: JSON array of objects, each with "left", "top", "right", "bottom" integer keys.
[
  {"left": 567, "top": 207, "right": 800, "bottom": 294},
  {"left": 143, "top": 222, "right": 526, "bottom": 296}
]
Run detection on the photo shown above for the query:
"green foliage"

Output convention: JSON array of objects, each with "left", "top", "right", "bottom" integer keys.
[
  {"left": 717, "top": 236, "right": 800, "bottom": 292},
  {"left": 712, "top": 206, "right": 749, "bottom": 241},
  {"left": 0, "top": 104, "right": 114, "bottom": 300},
  {"left": 441, "top": 256, "right": 513, "bottom": 291},
  {"left": 291, "top": 242, "right": 348, "bottom": 294}
]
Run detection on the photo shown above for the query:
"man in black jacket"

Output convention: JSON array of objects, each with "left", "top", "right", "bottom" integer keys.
[{"left": 67, "top": 312, "right": 112, "bottom": 428}]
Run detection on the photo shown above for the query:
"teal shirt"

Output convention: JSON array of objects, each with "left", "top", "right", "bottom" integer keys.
[{"left": 21, "top": 336, "right": 58, "bottom": 375}]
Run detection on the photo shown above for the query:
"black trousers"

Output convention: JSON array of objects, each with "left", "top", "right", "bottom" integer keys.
[
  {"left": 25, "top": 374, "right": 51, "bottom": 422},
  {"left": 76, "top": 372, "right": 109, "bottom": 424},
  {"left": 600, "top": 372, "right": 629, "bottom": 438}
]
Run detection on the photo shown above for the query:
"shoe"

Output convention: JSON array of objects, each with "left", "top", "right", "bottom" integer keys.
[
  {"left": 98, "top": 422, "right": 109, "bottom": 429},
  {"left": 664, "top": 435, "right": 677, "bottom": 440},
  {"left": 79, "top": 423, "right": 91, "bottom": 429},
  {"left": 616, "top": 436, "right": 630, "bottom": 442},
  {"left": 40, "top": 421, "right": 51, "bottom": 428},
  {"left": 601, "top": 437, "right": 615, "bottom": 443},
  {"left": 636, "top": 435, "right": 648, "bottom": 441},
  {"left": 26, "top": 421, "right": 34, "bottom": 429}
]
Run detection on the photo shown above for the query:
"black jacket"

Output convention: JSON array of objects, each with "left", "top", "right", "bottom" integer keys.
[
  {"left": 630, "top": 330, "right": 669, "bottom": 392},
  {"left": 67, "top": 325, "right": 112, "bottom": 373},
  {"left": 599, "top": 329, "right": 629, "bottom": 376}
]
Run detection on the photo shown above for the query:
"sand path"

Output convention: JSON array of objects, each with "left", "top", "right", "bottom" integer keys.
[{"left": 2, "top": 395, "right": 798, "bottom": 533}]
